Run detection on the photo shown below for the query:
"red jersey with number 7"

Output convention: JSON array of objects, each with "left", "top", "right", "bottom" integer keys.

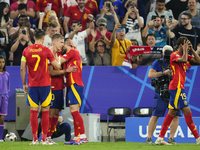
[
  {"left": 169, "top": 51, "right": 193, "bottom": 90},
  {"left": 22, "top": 44, "right": 55, "bottom": 87},
  {"left": 62, "top": 49, "right": 84, "bottom": 87}
]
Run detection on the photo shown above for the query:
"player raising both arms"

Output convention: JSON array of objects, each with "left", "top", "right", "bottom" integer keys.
[
  {"left": 155, "top": 36, "right": 200, "bottom": 145},
  {"left": 59, "top": 38, "right": 88, "bottom": 145},
  {"left": 47, "top": 33, "right": 77, "bottom": 145},
  {"left": 20, "top": 29, "right": 60, "bottom": 145}
]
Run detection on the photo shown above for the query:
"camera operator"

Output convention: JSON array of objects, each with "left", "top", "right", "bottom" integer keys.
[{"left": 146, "top": 45, "right": 181, "bottom": 145}]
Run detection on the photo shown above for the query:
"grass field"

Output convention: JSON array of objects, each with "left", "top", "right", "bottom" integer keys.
[{"left": 0, "top": 142, "right": 200, "bottom": 150}]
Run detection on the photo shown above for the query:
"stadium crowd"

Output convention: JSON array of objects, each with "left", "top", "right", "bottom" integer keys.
[{"left": 0, "top": 0, "right": 200, "bottom": 68}]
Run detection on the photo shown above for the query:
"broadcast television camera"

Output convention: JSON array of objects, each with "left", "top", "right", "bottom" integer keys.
[{"left": 151, "top": 50, "right": 173, "bottom": 102}]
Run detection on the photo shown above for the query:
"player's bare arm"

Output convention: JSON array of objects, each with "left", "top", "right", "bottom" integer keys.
[
  {"left": 177, "top": 40, "right": 188, "bottom": 63},
  {"left": 188, "top": 45, "right": 200, "bottom": 64},
  {"left": 51, "top": 60, "right": 61, "bottom": 70}
]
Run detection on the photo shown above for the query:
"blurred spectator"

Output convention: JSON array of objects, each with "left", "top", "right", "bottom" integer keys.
[
  {"left": 89, "top": 35, "right": 111, "bottom": 66},
  {"left": 141, "top": 33, "right": 162, "bottom": 66},
  {"left": 171, "top": 12, "right": 200, "bottom": 51},
  {"left": 0, "top": 0, "right": 10, "bottom": 5},
  {"left": 35, "top": 0, "right": 63, "bottom": 19},
  {"left": 122, "top": 39, "right": 142, "bottom": 69},
  {"left": 99, "top": 0, "right": 124, "bottom": 22},
  {"left": 0, "top": 2, "right": 12, "bottom": 61},
  {"left": 0, "top": 2, "right": 12, "bottom": 44},
  {"left": 10, "top": 26, "right": 33, "bottom": 66},
  {"left": 131, "top": 39, "right": 139, "bottom": 46},
  {"left": 146, "top": 0, "right": 178, "bottom": 28},
  {"left": 65, "top": 19, "right": 94, "bottom": 65},
  {"left": 13, "top": 3, "right": 36, "bottom": 29},
  {"left": 96, "top": 0, "right": 119, "bottom": 32},
  {"left": 142, "top": 16, "right": 172, "bottom": 47},
  {"left": 38, "top": 11, "right": 64, "bottom": 35},
  {"left": 122, "top": 1, "right": 144, "bottom": 46},
  {"left": 124, "top": 0, "right": 147, "bottom": 26},
  {"left": 145, "top": 0, "right": 170, "bottom": 15},
  {"left": 145, "top": 34, "right": 156, "bottom": 46},
  {"left": 10, "top": 0, "right": 35, "bottom": 19},
  {"left": 110, "top": 23, "right": 132, "bottom": 66},
  {"left": 63, "top": 0, "right": 92, "bottom": 34},
  {"left": 63, "top": 0, "right": 78, "bottom": 15},
  {"left": 88, "top": 17, "right": 112, "bottom": 43},
  {"left": 43, "top": 21, "right": 59, "bottom": 47},
  {"left": 165, "top": 0, "right": 188, "bottom": 20},
  {"left": 9, "top": 15, "right": 34, "bottom": 42},
  {"left": 178, "top": 0, "right": 200, "bottom": 28},
  {"left": 85, "top": 0, "right": 99, "bottom": 18}
]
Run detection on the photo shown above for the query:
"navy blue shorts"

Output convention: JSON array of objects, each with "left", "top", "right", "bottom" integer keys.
[
  {"left": 66, "top": 84, "right": 83, "bottom": 107},
  {"left": 169, "top": 88, "right": 189, "bottom": 109},
  {"left": 152, "top": 93, "right": 181, "bottom": 117},
  {"left": 50, "top": 89, "right": 64, "bottom": 110},
  {"left": 27, "top": 86, "right": 51, "bottom": 107}
]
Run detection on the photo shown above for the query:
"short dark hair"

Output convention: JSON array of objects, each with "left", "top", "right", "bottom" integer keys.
[
  {"left": 146, "top": 33, "right": 156, "bottom": 40},
  {"left": 177, "top": 36, "right": 188, "bottom": 47},
  {"left": 49, "top": 21, "right": 58, "bottom": 28},
  {"left": 18, "top": 3, "right": 27, "bottom": 11},
  {"left": 126, "top": 1, "right": 136, "bottom": 8},
  {"left": 64, "top": 38, "right": 71, "bottom": 44},
  {"left": 71, "top": 20, "right": 79, "bottom": 26},
  {"left": 18, "top": 14, "right": 27, "bottom": 19},
  {"left": 34, "top": 29, "right": 45, "bottom": 40},
  {"left": 52, "top": 33, "right": 64, "bottom": 41},
  {"left": 130, "top": 39, "right": 139, "bottom": 46},
  {"left": 182, "top": 12, "right": 193, "bottom": 19},
  {"left": 103, "top": 0, "right": 113, "bottom": 5},
  {"left": 0, "top": 55, "right": 6, "bottom": 71},
  {"left": 156, "top": 0, "right": 165, "bottom": 3}
]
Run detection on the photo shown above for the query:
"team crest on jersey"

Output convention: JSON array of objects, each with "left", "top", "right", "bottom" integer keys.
[
  {"left": 84, "top": 13, "right": 87, "bottom": 19},
  {"left": 74, "top": 13, "right": 77, "bottom": 16},
  {"left": 44, "top": 0, "right": 47, "bottom": 3},
  {"left": 114, "top": 5, "right": 118, "bottom": 10},
  {"left": 54, "top": 0, "right": 57, "bottom": 3},
  {"left": 36, "top": 0, "right": 39, "bottom": 2},
  {"left": 184, "top": 100, "right": 188, "bottom": 105},
  {"left": 89, "top": 3, "right": 93, "bottom": 8}
]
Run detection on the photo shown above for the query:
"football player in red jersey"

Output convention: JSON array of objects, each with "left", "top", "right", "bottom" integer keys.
[
  {"left": 155, "top": 36, "right": 200, "bottom": 145},
  {"left": 47, "top": 33, "right": 77, "bottom": 144},
  {"left": 59, "top": 38, "right": 88, "bottom": 145},
  {"left": 20, "top": 29, "right": 60, "bottom": 145}
]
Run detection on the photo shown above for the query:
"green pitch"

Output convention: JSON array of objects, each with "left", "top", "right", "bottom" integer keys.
[{"left": 0, "top": 142, "right": 200, "bottom": 150}]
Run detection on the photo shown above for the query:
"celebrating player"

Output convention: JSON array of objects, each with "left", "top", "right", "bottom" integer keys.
[
  {"left": 155, "top": 37, "right": 200, "bottom": 145},
  {"left": 20, "top": 29, "right": 60, "bottom": 145},
  {"left": 59, "top": 38, "right": 88, "bottom": 145},
  {"left": 0, "top": 55, "right": 10, "bottom": 142},
  {"left": 47, "top": 33, "right": 77, "bottom": 144}
]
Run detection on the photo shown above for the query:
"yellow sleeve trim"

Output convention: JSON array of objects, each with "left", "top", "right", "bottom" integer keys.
[{"left": 21, "top": 56, "right": 27, "bottom": 62}]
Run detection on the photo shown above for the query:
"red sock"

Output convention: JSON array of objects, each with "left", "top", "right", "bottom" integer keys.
[
  {"left": 47, "top": 117, "right": 52, "bottom": 137},
  {"left": 49, "top": 117, "right": 58, "bottom": 137},
  {"left": 185, "top": 113, "right": 200, "bottom": 139},
  {"left": 71, "top": 111, "right": 85, "bottom": 136},
  {"left": 159, "top": 114, "right": 175, "bottom": 138},
  {"left": 41, "top": 111, "right": 49, "bottom": 141},
  {"left": 30, "top": 110, "right": 38, "bottom": 141}
]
